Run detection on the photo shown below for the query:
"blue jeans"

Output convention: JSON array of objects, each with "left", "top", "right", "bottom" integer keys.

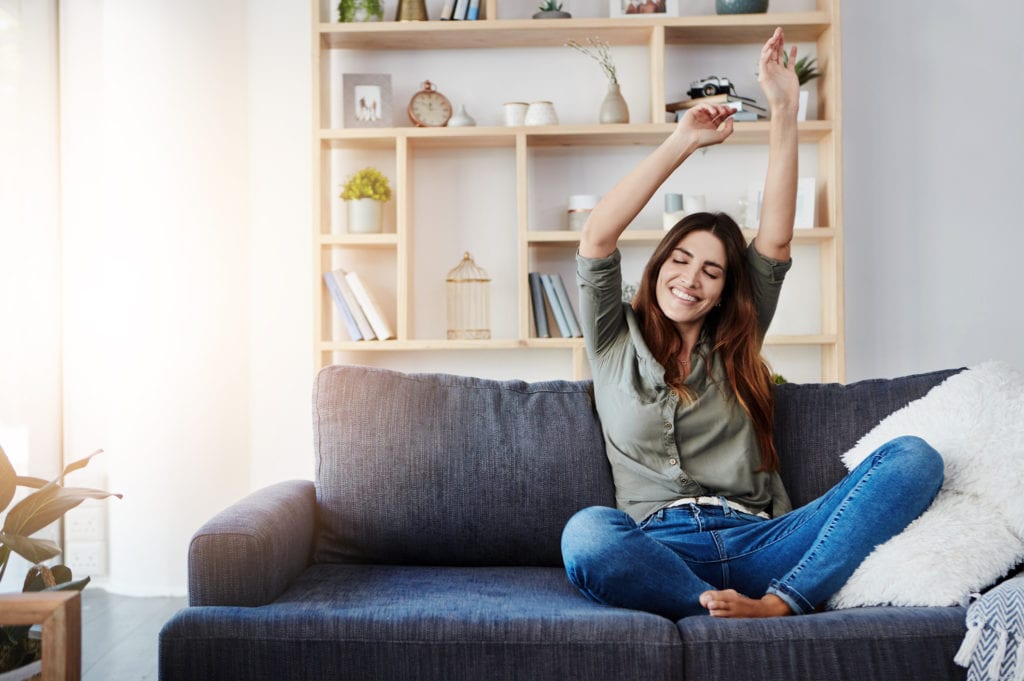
[{"left": 561, "top": 435, "right": 944, "bottom": 619}]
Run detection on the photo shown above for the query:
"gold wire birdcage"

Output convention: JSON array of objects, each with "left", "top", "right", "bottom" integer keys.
[{"left": 446, "top": 252, "right": 491, "bottom": 340}]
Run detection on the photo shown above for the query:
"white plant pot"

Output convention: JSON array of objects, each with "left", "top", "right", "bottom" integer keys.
[
  {"left": 347, "top": 198, "right": 384, "bottom": 234},
  {"left": 797, "top": 89, "right": 810, "bottom": 122}
]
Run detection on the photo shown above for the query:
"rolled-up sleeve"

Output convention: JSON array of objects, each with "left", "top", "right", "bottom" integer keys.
[
  {"left": 576, "top": 249, "right": 627, "bottom": 358},
  {"left": 746, "top": 242, "right": 792, "bottom": 337}
]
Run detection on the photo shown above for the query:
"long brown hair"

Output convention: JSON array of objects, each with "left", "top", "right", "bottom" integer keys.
[{"left": 632, "top": 212, "right": 779, "bottom": 472}]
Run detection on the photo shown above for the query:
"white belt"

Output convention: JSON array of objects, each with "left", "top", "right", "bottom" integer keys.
[{"left": 666, "top": 495, "right": 770, "bottom": 519}]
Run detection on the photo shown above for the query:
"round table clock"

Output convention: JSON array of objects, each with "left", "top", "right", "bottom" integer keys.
[{"left": 408, "top": 81, "right": 453, "bottom": 127}]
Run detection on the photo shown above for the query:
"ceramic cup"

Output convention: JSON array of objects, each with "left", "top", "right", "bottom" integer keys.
[
  {"left": 503, "top": 102, "right": 529, "bottom": 126},
  {"left": 568, "top": 194, "right": 600, "bottom": 230},
  {"left": 524, "top": 101, "right": 558, "bottom": 126},
  {"left": 684, "top": 194, "right": 707, "bottom": 213}
]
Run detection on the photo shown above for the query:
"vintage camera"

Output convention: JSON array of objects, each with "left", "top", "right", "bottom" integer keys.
[{"left": 687, "top": 76, "right": 735, "bottom": 99}]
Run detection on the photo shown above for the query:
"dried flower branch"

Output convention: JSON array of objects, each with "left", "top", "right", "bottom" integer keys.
[{"left": 566, "top": 37, "right": 619, "bottom": 85}]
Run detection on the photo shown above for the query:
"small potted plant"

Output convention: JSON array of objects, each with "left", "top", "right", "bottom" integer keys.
[
  {"left": 0, "top": 446, "right": 120, "bottom": 678},
  {"left": 340, "top": 167, "right": 392, "bottom": 234},
  {"left": 337, "top": 0, "right": 384, "bottom": 22},
  {"left": 533, "top": 0, "right": 571, "bottom": 19},
  {"left": 787, "top": 53, "right": 822, "bottom": 121}
]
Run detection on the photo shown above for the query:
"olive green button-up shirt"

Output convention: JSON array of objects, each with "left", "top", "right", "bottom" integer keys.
[{"left": 576, "top": 244, "right": 794, "bottom": 523}]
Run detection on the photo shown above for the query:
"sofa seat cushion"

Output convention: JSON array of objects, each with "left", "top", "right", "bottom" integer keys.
[
  {"left": 677, "top": 605, "right": 966, "bottom": 681},
  {"left": 160, "top": 564, "right": 683, "bottom": 681}
]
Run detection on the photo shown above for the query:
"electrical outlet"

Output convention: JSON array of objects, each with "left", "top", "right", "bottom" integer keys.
[
  {"left": 65, "top": 506, "right": 106, "bottom": 542},
  {"left": 64, "top": 541, "right": 107, "bottom": 576}
]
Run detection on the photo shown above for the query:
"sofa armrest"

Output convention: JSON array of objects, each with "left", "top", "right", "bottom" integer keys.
[{"left": 187, "top": 479, "right": 316, "bottom": 607}]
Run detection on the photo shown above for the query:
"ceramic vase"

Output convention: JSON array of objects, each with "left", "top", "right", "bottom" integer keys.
[
  {"left": 599, "top": 82, "right": 629, "bottom": 124},
  {"left": 347, "top": 198, "right": 383, "bottom": 234},
  {"left": 448, "top": 104, "right": 477, "bottom": 127}
]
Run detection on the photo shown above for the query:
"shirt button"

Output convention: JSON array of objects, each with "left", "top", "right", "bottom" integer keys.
[
  {"left": 679, "top": 475, "right": 688, "bottom": 483},
  {"left": 669, "top": 458, "right": 678, "bottom": 466}
]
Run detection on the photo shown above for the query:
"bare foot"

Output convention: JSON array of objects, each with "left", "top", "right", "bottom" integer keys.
[{"left": 699, "top": 590, "right": 793, "bottom": 618}]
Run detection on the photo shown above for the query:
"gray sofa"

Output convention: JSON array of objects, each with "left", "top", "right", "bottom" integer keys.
[{"left": 160, "top": 364, "right": 974, "bottom": 681}]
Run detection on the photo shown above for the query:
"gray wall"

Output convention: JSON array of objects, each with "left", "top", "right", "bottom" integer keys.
[{"left": 842, "top": 0, "right": 1024, "bottom": 380}]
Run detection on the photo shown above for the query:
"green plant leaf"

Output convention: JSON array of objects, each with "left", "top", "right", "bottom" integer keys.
[
  {"left": 0, "top": 446, "right": 16, "bottom": 513},
  {"left": 0, "top": 532, "right": 61, "bottom": 564},
  {"left": 3, "top": 485, "right": 121, "bottom": 539}
]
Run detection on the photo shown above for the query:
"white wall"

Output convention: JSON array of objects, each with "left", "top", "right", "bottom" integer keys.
[{"left": 842, "top": 0, "right": 1024, "bottom": 381}]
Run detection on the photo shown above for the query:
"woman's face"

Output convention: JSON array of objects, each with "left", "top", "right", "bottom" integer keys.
[{"left": 655, "top": 230, "right": 727, "bottom": 334}]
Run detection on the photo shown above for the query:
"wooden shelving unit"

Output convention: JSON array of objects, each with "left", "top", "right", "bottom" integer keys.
[{"left": 313, "top": 0, "right": 844, "bottom": 382}]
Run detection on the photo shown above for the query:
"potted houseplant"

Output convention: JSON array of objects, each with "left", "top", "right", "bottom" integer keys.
[
  {"left": 566, "top": 37, "right": 629, "bottom": 124},
  {"left": 790, "top": 53, "right": 821, "bottom": 121},
  {"left": 337, "top": 0, "right": 384, "bottom": 22},
  {"left": 0, "top": 446, "right": 121, "bottom": 678},
  {"left": 533, "top": 1, "right": 571, "bottom": 19},
  {"left": 340, "top": 167, "right": 392, "bottom": 234}
]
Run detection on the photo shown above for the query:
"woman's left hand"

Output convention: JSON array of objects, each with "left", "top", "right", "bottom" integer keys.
[{"left": 758, "top": 27, "right": 800, "bottom": 115}]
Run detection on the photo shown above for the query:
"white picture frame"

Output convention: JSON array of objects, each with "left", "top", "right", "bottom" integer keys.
[
  {"left": 342, "top": 73, "right": 393, "bottom": 129},
  {"left": 609, "top": 0, "right": 680, "bottom": 17},
  {"left": 744, "top": 177, "right": 818, "bottom": 230},
  {"left": 794, "top": 177, "right": 817, "bottom": 229}
]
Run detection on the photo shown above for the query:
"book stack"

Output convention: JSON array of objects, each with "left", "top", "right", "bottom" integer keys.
[
  {"left": 666, "top": 93, "right": 767, "bottom": 121},
  {"left": 440, "top": 0, "right": 481, "bottom": 20},
  {"left": 323, "top": 268, "right": 396, "bottom": 341},
  {"left": 529, "top": 272, "right": 582, "bottom": 339}
]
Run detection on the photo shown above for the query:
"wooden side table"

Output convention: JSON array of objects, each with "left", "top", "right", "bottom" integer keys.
[{"left": 0, "top": 591, "right": 81, "bottom": 681}]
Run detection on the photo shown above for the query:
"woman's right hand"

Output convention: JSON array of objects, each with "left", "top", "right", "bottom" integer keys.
[{"left": 674, "top": 103, "right": 735, "bottom": 150}]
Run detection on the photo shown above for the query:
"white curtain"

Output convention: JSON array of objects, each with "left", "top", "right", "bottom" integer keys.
[{"left": 0, "top": 0, "right": 62, "bottom": 592}]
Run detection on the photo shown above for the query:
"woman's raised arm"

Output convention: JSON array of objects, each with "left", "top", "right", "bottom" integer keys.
[
  {"left": 752, "top": 27, "right": 801, "bottom": 261},
  {"left": 579, "top": 104, "right": 736, "bottom": 259}
]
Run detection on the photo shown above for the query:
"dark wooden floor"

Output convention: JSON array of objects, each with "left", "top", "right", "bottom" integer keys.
[{"left": 81, "top": 588, "right": 187, "bottom": 681}]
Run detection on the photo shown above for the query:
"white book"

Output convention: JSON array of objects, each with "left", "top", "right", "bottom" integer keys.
[
  {"left": 331, "top": 269, "right": 376, "bottom": 340},
  {"left": 452, "top": 0, "right": 470, "bottom": 20},
  {"left": 344, "top": 271, "right": 396, "bottom": 340},
  {"left": 440, "top": 1, "right": 454, "bottom": 19}
]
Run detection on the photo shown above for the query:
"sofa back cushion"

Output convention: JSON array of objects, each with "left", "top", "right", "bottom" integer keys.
[
  {"left": 772, "top": 368, "right": 962, "bottom": 508},
  {"left": 313, "top": 365, "right": 614, "bottom": 567}
]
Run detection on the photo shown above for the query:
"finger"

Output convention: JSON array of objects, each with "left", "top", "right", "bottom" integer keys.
[{"left": 788, "top": 45, "right": 798, "bottom": 67}]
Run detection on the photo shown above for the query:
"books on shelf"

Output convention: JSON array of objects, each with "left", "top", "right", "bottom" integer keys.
[
  {"left": 452, "top": 0, "right": 470, "bottom": 20},
  {"left": 345, "top": 271, "right": 396, "bottom": 340},
  {"left": 666, "top": 93, "right": 767, "bottom": 115},
  {"left": 467, "top": 0, "right": 480, "bottom": 19},
  {"left": 528, "top": 272, "right": 550, "bottom": 338},
  {"left": 529, "top": 272, "right": 582, "bottom": 339},
  {"left": 324, "top": 269, "right": 377, "bottom": 341},
  {"left": 439, "top": 2, "right": 454, "bottom": 19}
]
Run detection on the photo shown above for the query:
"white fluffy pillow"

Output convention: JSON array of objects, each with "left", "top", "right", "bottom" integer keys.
[{"left": 829, "top": 361, "right": 1024, "bottom": 609}]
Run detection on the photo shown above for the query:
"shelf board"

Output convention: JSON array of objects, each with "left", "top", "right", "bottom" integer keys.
[
  {"left": 321, "top": 121, "right": 833, "bottom": 149},
  {"left": 319, "top": 12, "right": 830, "bottom": 50},
  {"left": 322, "top": 334, "right": 836, "bottom": 351},
  {"left": 320, "top": 233, "right": 398, "bottom": 247},
  {"left": 528, "top": 228, "right": 837, "bottom": 244}
]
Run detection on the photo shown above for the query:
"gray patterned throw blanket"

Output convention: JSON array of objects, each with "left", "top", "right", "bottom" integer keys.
[{"left": 955, "top": 573, "right": 1024, "bottom": 681}]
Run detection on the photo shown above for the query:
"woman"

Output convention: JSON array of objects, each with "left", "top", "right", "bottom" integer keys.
[{"left": 561, "top": 28, "right": 943, "bottom": 619}]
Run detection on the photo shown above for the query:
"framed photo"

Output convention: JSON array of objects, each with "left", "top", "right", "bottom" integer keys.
[
  {"left": 342, "top": 73, "right": 393, "bottom": 128},
  {"left": 744, "top": 177, "right": 817, "bottom": 229},
  {"left": 609, "top": 0, "right": 679, "bottom": 17},
  {"left": 794, "top": 177, "right": 817, "bottom": 229}
]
